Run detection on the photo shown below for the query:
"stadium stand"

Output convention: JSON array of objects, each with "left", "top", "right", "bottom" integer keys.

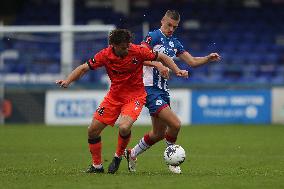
[{"left": 1, "top": 0, "right": 283, "bottom": 86}]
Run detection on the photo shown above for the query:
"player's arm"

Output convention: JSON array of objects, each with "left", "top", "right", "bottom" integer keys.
[
  {"left": 178, "top": 51, "right": 221, "bottom": 67},
  {"left": 142, "top": 39, "right": 170, "bottom": 79},
  {"left": 143, "top": 61, "right": 170, "bottom": 79},
  {"left": 156, "top": 52, "right": 188, "bottom": 78},
  {"left": 55, "top": 63, "right": 90, "bottom": 88}
]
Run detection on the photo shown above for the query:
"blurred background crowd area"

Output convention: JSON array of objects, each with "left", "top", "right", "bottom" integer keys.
[{"left": 0, "top": 0, "right": 284, "bottom": 88}]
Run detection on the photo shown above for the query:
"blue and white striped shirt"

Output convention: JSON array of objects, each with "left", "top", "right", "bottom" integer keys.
[{"left": 142, "top": 29, "right": 185, "bottom": 91}]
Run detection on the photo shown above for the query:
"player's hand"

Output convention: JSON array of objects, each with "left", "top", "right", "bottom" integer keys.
[
  {"left": 157, "top": 65, "right": 170, "bottom": 79},
  {"left": 176, "top": 70, "right": 189, "bottom": 78},
  {"left": 55, "top": 79, "right": 69, "bottom": 88},
  {"left": 207, "top": 53, "right": 221, "bottom": 62}
]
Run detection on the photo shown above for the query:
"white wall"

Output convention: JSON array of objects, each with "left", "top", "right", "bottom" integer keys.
[{"left": 45, "top": 89, "right": 191, "bottom": 126}]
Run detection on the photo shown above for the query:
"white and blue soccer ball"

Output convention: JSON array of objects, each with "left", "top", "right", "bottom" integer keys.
[{"left": 163, "top": 144, "right": 186, "bottom": 166}]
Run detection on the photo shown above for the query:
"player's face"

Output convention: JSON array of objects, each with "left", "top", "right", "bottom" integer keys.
[
  {"left": 161, "top": 16, "right": 179, "bottom": 37},
  {"left": 113, "top": 42, "right": 130, "bottom": 57}
]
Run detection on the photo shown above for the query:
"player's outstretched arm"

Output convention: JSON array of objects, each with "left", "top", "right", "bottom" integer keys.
[
  {"left": 55, "top": 63, "right": 90, "bottom": 88},
  {"left": 143, "top": 61, "right": 170, "bottom": 79},
  {"left": 157, "top": 53, "right": 188, "bottom": 78},
  {"left": 179, "top": 52, "right": 221, "bottom": 67}
]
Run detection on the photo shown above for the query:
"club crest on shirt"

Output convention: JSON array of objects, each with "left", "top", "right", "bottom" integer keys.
[
  {"left": 132, "top": 57, "right": 138, "bottom": 64},
  {"left": 135, "top": 100, "right": 140, "bottom": 107},
  {"left": 156, "top": 100, "right": 163, "bottom": 106}
]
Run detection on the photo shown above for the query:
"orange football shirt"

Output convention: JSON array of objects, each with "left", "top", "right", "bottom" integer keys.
[{"left": 88, "top": 43, "right": 158, "bottom": 103}]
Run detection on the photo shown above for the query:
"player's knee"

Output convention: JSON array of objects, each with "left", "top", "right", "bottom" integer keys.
[
  {"left": 88, "top": 125, "right": 100, "bottom": 138},
  {"left": 118, "top": 124, "right": 131, "bottom": 136}
]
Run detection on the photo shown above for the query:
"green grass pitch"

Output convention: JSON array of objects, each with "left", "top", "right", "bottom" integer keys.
[{"left": 0, "top": 124, "right": 284, "bottom": 189}]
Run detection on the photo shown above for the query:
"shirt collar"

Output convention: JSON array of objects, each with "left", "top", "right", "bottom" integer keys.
[{"left": 159, "top": 29, "right": 171, "bottom": 40}]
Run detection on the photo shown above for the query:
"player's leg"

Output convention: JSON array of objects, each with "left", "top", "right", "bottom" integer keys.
[
  {"left": 130, "top": 116, "right": 166, "bottom": 158},
  {"left": 128, "top": 106, "right": 182, "bottom": 173},
  {"left": 86, "top": 118, "right": 107, "bottom": 173},
  {"left": 115, "top": 115, "right": 134, "bottom": 157},
  {"left": 108, "top": 97, "right": 145, "bottom": 174},
  {"left": 149, "top": 116, "right": 167, "bottom": 142},
  {"left": 108, "top": 115, "right": 134, "bottom": 173},
  {"left": 129, "top": 90, "right": 170, "bottom": 158},
  {"left": 124, "top": 116, "right": 167, "bottom": 172},
  {"left": 87, "top": 99, "right": 121, "bottom": 174},
  {"left": 157, "top": 106, "right": 181, "bottom": 145},
  {"left": 124, "top": 92, "right": 168, "bottom": 172},
  {"left": 156, "top": 107, "right": 182, "bottom": 174}
]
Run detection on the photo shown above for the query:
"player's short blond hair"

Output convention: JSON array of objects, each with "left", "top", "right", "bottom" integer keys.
[{"left": 165, "top": 10, "right": 180, "bottom": 21}]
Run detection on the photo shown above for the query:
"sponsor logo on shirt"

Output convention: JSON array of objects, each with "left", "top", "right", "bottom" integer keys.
[
  {"left": 145, "top": 36, "right": 152, "bottom": 44},
  {"left": 153, "top": 45, "right": 165, "bottom": 54}
]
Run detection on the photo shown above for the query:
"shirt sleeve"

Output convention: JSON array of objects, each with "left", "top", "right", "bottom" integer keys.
[
  {"left": 140, "top": 46, "right": 158, "bottom": 62},
  {"left": 175, "top": 39, "right": 186, "bottom": 56},
  {"left": 87, "top": 49, "right": 106, "bottom": 70},
  {"left": 141, "top": 32, "right": 156, "bottom": 49}
]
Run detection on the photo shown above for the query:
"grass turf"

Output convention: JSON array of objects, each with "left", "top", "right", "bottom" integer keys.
[{"left": 0, "top": 124, "right": 284, "bottom": 189}]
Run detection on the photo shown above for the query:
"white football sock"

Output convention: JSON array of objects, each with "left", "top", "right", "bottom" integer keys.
[
  {"left": 93, "top": 164, "right": 103, "bottom": 169},
  {"left": 131, "top": 137, "right": 150, "bottom": 158}
]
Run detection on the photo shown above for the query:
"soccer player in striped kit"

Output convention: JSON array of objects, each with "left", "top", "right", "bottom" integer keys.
[{"left": 125, "top": 10, "right": 221, "bottom": 174}]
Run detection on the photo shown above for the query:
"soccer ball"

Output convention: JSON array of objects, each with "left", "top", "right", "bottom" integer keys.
[{"left": 163, "top": 144, "right": 186, "bottom": 166}]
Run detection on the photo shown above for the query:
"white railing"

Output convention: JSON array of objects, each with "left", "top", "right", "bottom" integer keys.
[{"left": 0, "top": 25, "right": 115, "bottom": 33}]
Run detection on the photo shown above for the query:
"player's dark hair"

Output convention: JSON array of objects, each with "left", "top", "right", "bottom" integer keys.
[
  {"left": 165, "top": 10, "right": 180, "bottom": 21},
  {"left": 108, "top": 29, "right": 134, "bottom": 45}
]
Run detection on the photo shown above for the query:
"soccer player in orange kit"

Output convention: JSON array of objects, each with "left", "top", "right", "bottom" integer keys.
[{"left": 55, "top": 29, "right": 188, "bottom": 174}]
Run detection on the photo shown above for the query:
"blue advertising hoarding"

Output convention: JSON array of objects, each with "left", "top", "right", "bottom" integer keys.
[{"left": 191, "top": 90, "right": 271, "bottom": 124}]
